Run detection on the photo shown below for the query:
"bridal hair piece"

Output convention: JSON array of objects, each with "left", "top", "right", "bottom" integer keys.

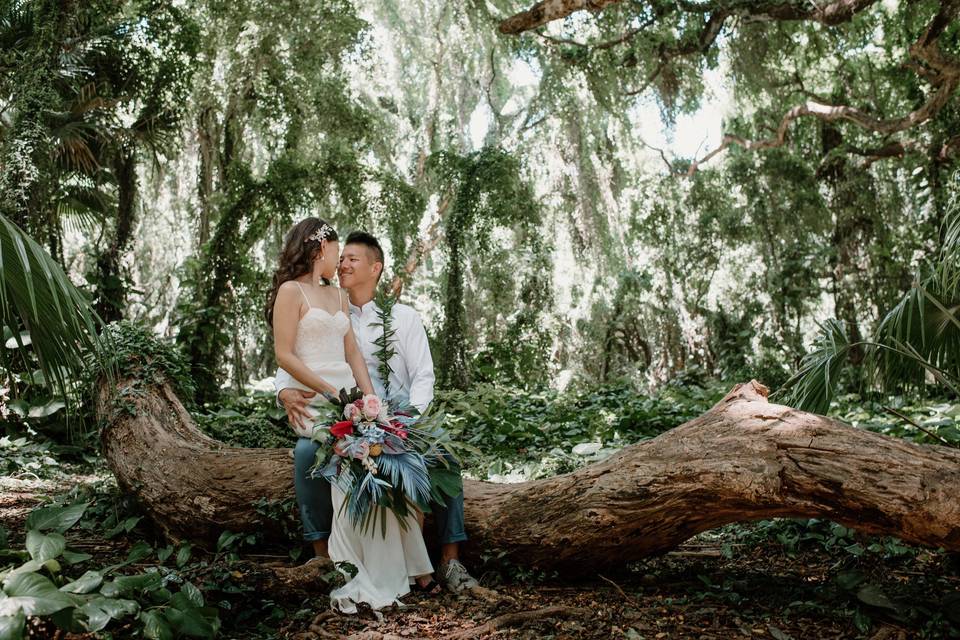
[{"left": 306, "top": 223, "right": 334, "bottom": 244}]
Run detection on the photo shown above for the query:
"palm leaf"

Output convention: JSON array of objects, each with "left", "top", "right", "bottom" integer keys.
[
  {"left": 871, "top": 193, "right": 960, "bottom": 393},
  {"left": 0, "top": 213, "right": 103, "bottom": 405},
  {"left": 778, "top": 319, "right": 852, "bottom": 414},
  {"left": 57, "top": 181, "right": 115, "bottom": 233},
  {"left": 782, "top": 175, "right": 960, "bottom": 412}
]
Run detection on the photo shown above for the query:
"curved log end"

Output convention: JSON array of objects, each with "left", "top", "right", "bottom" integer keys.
[{"left": 710, "top": 380, "right": 771, "bottom": 414}]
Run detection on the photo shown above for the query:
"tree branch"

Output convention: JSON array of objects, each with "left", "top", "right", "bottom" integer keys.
[
  {"left": 623, "top": 10, "right": 728, "bottom": 96},
  {"left": 500, "top": 0, "right": 883, "bottom": 35},
  {"left": 845, "top": 134, "right": 960, "bottom": 168},
  {"left": 499, "top": 0, "right": 623, "bottom": 35},
  {"left": 449, "top": 607, "right": 591, "bottom": 640},
  {"left": 387, "top": 192, "right": 451, "bottom": 297},
  {"left": 534, "top": 14, "right": 657, "bottom": 50},
  {"left": 685, "top": 2, "right": 960, "bottom": 175}
]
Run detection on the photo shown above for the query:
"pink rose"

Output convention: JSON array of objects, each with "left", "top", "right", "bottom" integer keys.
[
  {"left": 344, "top": 403, "right": 359, "bottom": 422},
  {"left": 362, "top": 395, "right": 382, "bottom": 421}
]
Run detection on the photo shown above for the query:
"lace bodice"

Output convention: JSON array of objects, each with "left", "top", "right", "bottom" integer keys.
[{"left": 295, "top": 308, "right": 351, "bottom": 369}]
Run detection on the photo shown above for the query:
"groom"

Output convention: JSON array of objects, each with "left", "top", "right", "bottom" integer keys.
[{"left": 275, "top": 231, "right": 479, "bottom": 593}]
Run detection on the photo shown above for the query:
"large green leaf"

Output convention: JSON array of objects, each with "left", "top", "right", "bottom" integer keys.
[
  {"left": 0, "top": 214, "right": 104, "bottom": 415},
  {"left": 1, "top": 561, "right": 42, "bottom": 585},
  {"left": 77, "top": 601, "right": 111, "bottom": 633},
  {"left": 0, "top": 609, "right": 24, "bottom": 640},
  {"left": 141, "top": 610, "right": 174, "bottom": 640},
  {"left": 26, "top": 399, "right": 66, "bottom": 419},
  {"left": 60, "top": 550, "right": 92, "bottom": 565},
  {"left": 24, "top": 503, "right": 88, "bottom": 533},
  {"left": 60, "top": 570, "right": 103, "bottom": 594},
  {"left": 77, "top": 596, "right": 138, "bottom": 632},
  {"left": 99, "top": 572, "right": 162, "bottom": 598},
  {"left": 163, "top": 602, "right": 219, "bottom": 638},
  {"left": 24, "top": 531, "right": 65, "bottom": 562},
  {"left": 0, "top": 572, "right": 76, "bottom": 616},
  {"left": 180, "top": 582, "right": 203, "bottom": 608}
]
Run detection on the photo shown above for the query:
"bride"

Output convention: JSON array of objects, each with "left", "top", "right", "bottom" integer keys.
[{"left": 267, "top": 217, "right": 438, "bottom": 612}]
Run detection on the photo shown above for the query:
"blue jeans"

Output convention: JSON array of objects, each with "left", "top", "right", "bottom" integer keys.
[{"left": 293, "top": 437, "right": 467, "bottom": 544}]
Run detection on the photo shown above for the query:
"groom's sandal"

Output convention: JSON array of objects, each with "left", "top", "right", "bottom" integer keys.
[{"left": 411, "top": 579, "right": 443, "bottom": 595}]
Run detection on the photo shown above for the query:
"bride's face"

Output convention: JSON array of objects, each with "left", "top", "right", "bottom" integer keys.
[{"left": 316, "top": 240, "right": 339, "bottom": 279}]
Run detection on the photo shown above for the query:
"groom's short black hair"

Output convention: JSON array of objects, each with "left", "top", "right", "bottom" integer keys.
[{"left": 345, "top": 231, "right": 385, "bottom": 278}]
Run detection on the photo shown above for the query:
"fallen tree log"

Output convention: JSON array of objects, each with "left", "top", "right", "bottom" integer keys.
[{"left": 98, "top": 379, "right": 960, "bottom": 573}]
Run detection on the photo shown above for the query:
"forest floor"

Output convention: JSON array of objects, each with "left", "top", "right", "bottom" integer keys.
[{"left": 2, "top": 470, "right": 958, "bottom": 640}]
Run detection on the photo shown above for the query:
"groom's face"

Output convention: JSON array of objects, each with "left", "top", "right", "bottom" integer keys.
[{"left": 338, "top": 243, "right": 381, "bottom": 289}]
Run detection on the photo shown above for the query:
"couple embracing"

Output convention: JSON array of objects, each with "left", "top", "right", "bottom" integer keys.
[{"left": 266, "top": 218, "right": 478, "bottom": 613}]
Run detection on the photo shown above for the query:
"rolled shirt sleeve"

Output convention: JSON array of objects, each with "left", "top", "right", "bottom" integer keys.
[
  {"left": 273, "top": 367, "right": 313, "bottom": 409},
  {"left": 396, "top": 306, "right": 435, "bottom": 413},
  {"left": 273, "top": 366, "right": 298, "bottom": 408}
]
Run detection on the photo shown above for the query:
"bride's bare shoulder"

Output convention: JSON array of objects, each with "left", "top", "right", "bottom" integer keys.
[{"left": 277, "top": 280, "right": 303, "bottom": 295}]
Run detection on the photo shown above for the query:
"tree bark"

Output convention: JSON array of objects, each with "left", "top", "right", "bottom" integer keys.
[
  {"left": 94, "top": 149, "right": 138, "bottom": 323},
  {"left": 98, "top": 378, "right": 960, "bottom": 573},
  {"left": 499, "top": 0, "right": 882, "bottom": 35}
]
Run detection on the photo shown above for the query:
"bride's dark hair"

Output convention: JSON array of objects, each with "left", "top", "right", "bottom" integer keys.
[{"left": 265, "top": 217, "right": 339, "bottom": 327}]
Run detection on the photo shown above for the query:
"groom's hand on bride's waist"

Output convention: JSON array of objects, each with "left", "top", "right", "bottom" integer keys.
[{"left": 279, "top": 388, "right": 316, "bottom": 431}]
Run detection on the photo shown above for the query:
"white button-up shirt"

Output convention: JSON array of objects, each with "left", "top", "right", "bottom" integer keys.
[{"left": 274, "top": 300, "right": 436, "bottom": 412}]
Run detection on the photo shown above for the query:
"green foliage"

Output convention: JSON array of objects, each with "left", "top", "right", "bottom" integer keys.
[
  {"left": 199, "top": 415, "right": 295, "bottom": 450},
  {"left": 577, "top": 268, "right": 654, "bottom": 382},
  {"left": 832, "top": 392, "right": 960, "bottom": 447},
  {"left": 0, "top": 502, "right": 220, "bottom": 639},
  {"left": 94, "top": 321, "right": 196, "bottom": 408},
  {"left": 372, "top": 287, "right": 399, "bottom": 398},
  {"left": 781, "top": 176, "right": 960, "bottom": 412},
  {"left": 195, "top": 390, "right": 294, "bottom": 449},
  {"left": 0, "top": 435, "right": 61, "bottom": 478},
  {"left": 428, "top": 148, "right": 544, "bottom": 390},
  {"left": 0, "top": 214, "right": 102, "bottom": 413},
  {"left": 374, "top": 173, "right": 426, "bottom": 265},
  {"left": 716, "top": 517, "right": 959, "bottom": 637},
  {"left": 0, "top": 0, "right": 199, "bottom": 260},
  {"left": 435, "top": 378, "right": 727, "bottom": 478},
  {"left": 725, "top": 518, "right": 916, "bottom": 561}
]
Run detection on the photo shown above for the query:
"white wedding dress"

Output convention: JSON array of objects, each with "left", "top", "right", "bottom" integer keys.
[{"left": 290, "top": 284, "right": 433, "bottom": 613}]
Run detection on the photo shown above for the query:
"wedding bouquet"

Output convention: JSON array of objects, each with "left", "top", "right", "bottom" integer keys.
[{"left": 311, "top": 388, "right": 463, "bottom": 535}]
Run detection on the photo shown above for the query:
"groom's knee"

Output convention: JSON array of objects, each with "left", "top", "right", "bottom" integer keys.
[{"left": 293, "top": 438, "right": 323, "bottom": 476}]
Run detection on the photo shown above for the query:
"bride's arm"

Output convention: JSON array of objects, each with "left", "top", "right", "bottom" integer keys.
[
  {"left": 273, "top": 283, "right": 341, "bottom": 397},
  {"left": 341, "top": 290, "right": 376, "bottom": 396}
]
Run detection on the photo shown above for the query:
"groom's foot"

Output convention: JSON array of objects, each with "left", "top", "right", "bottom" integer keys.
[{"left": 438, "top": 559, "right": 479, "bottom": 593}]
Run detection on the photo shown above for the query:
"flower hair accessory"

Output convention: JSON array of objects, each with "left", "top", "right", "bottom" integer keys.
[{"left": 306, "top": 223, "right": 333, "bottom": 244}]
